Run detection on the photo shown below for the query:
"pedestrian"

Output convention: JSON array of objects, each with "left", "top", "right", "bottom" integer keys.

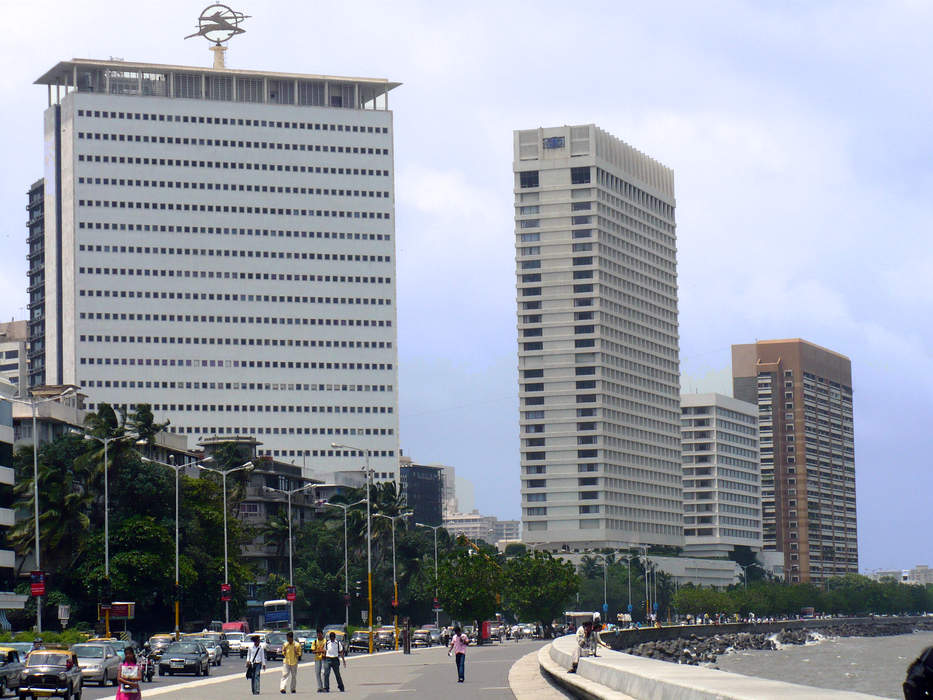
[
  {"left": 116, "top": 646, "right": 141, "bottom": 699},
  {"left": 322, "top": 631, "right": 345, "bottom": 693},
  {"left": 311, "top": 630, "right": 326, "bottom": 692},
  {"left": 246, "top": 635, "right": 267, "bottom": 696},
  {"left": 279, "top": 631, "right": 302, "bottom": 694},
  {"left": 447, "top": 625, "right": 469, "bottom": 683}
]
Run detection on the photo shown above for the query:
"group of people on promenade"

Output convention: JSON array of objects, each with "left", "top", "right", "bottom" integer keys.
[{"left": 245, "top": 630, "right": 347, "bottom": 694}]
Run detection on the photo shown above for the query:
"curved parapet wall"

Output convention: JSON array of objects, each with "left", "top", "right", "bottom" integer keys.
[{"left": 543, "top": 634, "right": 885, "bottom": 700}]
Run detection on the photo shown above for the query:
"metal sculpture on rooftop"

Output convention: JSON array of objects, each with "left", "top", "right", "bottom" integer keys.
[{"left": 185, "top": 4, "right": 249, "bottom": 45}]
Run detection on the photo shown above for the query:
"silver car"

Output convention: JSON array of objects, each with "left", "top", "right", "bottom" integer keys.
[
  {"left": 191, "top": 638, "right": 223, "bottom": 666},
  {"left": 72, "top": 642, "right": 121, "bottom": 687}
]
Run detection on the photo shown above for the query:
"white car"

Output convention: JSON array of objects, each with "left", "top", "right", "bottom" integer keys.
[
  {"left": 226, "top": 632, "right": 245, "bottom": 657},
  {"left": 193, "top": 638, "right": 223, "bottom": 666}
]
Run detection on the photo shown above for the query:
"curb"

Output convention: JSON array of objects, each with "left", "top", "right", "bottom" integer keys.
[{"left": 537, "top": 644, "right": 636, "bottom": 700}]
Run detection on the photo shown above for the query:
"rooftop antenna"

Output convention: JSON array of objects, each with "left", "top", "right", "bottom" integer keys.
[{"left": 185, "top": 3, "right": 250, "bottom": 69}]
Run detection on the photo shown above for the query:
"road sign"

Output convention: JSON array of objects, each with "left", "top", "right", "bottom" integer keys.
[
  {"left": 361, "top": 610, "right": 368, "bottom": 623},
  {"left": 602, "top": 603, "right": 608, "bottom": 613},
  {"left": 432, "top": 598, "right": 440, "bottom": 610},
  {"left": 30, "top": 571, "right": 45, "bottom": 597},
  {"left": 220, "top": 583, "right": 232, "bottom": 602},
  {"left": 285, "top": 586, "right": 296, "bottom": 602},
  {"left": 58, "top": 605, "right": 70, "bottom": 623},
  {"left": 627, "top": 603, "right": 633, "bottom": 613},
  {"left": 110, "top": 602, "right": 135, "bottom": 620},
  {"left": 653, "top": 602, "right": 659, "bottom": 611}
]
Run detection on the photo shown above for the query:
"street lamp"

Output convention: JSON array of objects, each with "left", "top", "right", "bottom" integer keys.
[
  {"left": 738, "top": 562, "right": 763, "bottom": 589},
  {"left": 264, "top": 481, "right": 321, "bottom": 631},
  {"left": 71, "top": 428, "right": 139, "bottom": 638},
  {"left": 322, "top": 499, "right": 367, "bottom": 635},
  {"left": 331, "top": 442, "right": 374, "bottom": 654},
  {"left": 9, "top": 386, "right": 76, "bottom": 633},
  {"left": 375, "top": 512, "right": 411, "bottom": 649},
  {"left": 197, "top": 461, "right": 254, "bottom": 623},
  {"left": 141, "top": 454, "right": 213, "bottom": 638},
  {"left": 416, "top": 523, "right": 442, "bottom": 628},
  {"left": 619, "top": 554, "right": 634, "bottom": 620}
]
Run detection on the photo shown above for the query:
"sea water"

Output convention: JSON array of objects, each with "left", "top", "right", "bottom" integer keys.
[{"left": 714, "top": 630, "right": 933, "bottom": 698}]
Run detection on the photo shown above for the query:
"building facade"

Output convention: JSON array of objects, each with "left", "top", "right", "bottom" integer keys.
[
  {"left": 26, "top": 180, "right": 46, "bottom": 389},
  {"left": 0, "top": 322, "right": 29, "bottom": 395},
  {"left": 733, "top": 339, "right": 857, "bottom": 583},
  {"left": 0, "top": 380, "right": 30, "bottom": 612},
  {"left": 33, "top": 58, "right": 400, "bottom": 480},
  {"left": 681, "top": 393, "right": 761, "bottom": 558},
  {"left": 398, "top": 458, "right": 443, "bottom": 526},
  {"left": 514, "top": 124, "right": 682, "bottom": 550}
]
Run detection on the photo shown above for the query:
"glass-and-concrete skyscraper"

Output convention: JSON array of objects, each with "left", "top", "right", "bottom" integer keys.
[
  {"left": 514, "top": 125, "right": 682, "bottom": 550},
  {"left": 32, "top": 58, "right": 400, "bottom": 480}
]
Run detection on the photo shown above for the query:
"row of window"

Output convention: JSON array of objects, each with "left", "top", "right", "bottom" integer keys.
[
  {"left": 86, "top": 402, "right": 394, "bottom": 414},
  {"left": 76, "top": 108, "right": 391, "bottom": 135},
  {"left": 79, "top": 357, "right": 392, "bottom": 371},
  {"left": 78, "top": 312, "right": 392, "bottom": 328},
  {"left": 82, "top": 379, "right": 393, "bottom": 392},
  {"left": 77, "top": 153, "right": 391, "bottom": 177},
  {"left": 78, "top": 176, "right": 390, "bottom": 199},
  {"left": 77, "top": 198, "right": 392, "bottom": 220},
  {"left": 78, "top": 335, "right": 393, "bottom": 349},
  {"left": 77, "top": 267, "right": 392, "bottom": 284},
  {"left": 78, "top": 288, "right": 392, "bottom": 305},
  {"left": 79, "top": 222, "right": 391, "bottom": 241},
  {"left": 78, "top": 130, "right": 390, "bottom": 156}
]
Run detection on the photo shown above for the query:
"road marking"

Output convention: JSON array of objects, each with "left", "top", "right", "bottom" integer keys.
[{"left": 481, "top": 687, "right": 512, "bottom": 690}]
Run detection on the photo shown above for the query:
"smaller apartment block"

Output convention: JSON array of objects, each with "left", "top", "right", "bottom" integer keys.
[{"left": 681, "top": 393, "right": 761, "bottom": 558}]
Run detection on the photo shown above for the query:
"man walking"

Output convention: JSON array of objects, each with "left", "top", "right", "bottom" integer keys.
[
  {"left": 322, "top": 631, "right": 345, "bottom": 693},
  {"left": 246, "top": 635, "right": 266, "bottom": 695},
  {"left": 311, "top": 630, "right": 327, "bottom": 692},
  {"left": 280, "top": 631, "right": 302, "bottom": 694}
]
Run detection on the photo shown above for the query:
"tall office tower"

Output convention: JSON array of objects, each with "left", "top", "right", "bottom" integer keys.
[
  {"left": 732, "top": 339, "right": 857, "bottom": 583},
  {"left": 514, "top": 125, "right": 682, "bottom": 550},
  {"left": 26, "top": 180, "right": 46, "bottom": 388},
  {"left": 33, "top": 58, "right": 400, "bottom": 480},
  {"left": 681, "top": 393, "right": 761, "bottom": 558}
]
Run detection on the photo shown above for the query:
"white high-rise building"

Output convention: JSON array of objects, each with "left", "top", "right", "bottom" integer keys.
[
  {"left": 681, "top": 393, "right": 762, "bottom": 558},
  {"left": 514, "top": 125, "right": 682, "bottom": 550},
  {"left": 33, "top": 58, "right": 400, "bottom": 480}
]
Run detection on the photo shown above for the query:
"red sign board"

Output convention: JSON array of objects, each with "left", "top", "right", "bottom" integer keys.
[
  {"left": 30, "top": 571, "right": 45, "bottom": 597},
  {"left": 221, "top": 583, "right": 232, "bottom": 602},
  {"left": 285, "top": 586, "right": 297, "bottom": 602},
  {"left": 432, "top": 598, "right": 440, "bottom": 611}
]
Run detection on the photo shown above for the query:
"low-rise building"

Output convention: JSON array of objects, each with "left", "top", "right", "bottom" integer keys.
[
  {"left": 0, "top": 380, "right": 30, "bottom": 614},
  {"left": 0, "top": 322, "right": 28, "bottom": 396},
  {"left": 444, "top": 510, "right": 518, "bottom": 545}
]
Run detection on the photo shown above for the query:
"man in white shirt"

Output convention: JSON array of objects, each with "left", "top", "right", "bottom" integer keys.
[
  {"left": 322, "top": 632, "right": 346, "bottom": 693},
  {"left": 246, "top": 635, "right": 267, "bottom": 695}
]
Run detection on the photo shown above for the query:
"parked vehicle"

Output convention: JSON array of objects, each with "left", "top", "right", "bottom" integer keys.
[
  {"left": 72, "top": 642, "right": 121, "bottom": 687},
  {"left": 18, "top": 649, "right": 83, "bottom": 699},
  {"left": 157, "top": 641, "right": 210, "bottom": 677},
  {"left": 0, "top": 646, "right": 24, "bottom": 697},
  {"left": 348, "top": 631, "right": 370, "bottom": 654}
]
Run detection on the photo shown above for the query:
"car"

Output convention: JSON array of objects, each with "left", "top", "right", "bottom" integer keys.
[
  {"left": 157, "top": 641, "right": 210, "bottom": 677},
  {"left": 293, "top": 629, "right": 316, "bottom": 653},
  {"left": 264, "top": 632, "right": 287, "bottom": 661},
  {"left": 87, "top": 638, "right": 134, "bottom": 661},
  {"left": 411, "top": 629, "right": 432, "bottom": 647},
  {"left": 72, "top": 642, "right": 121, "bottom": 687},
  {"left": 147, "top": 635, "right": 175, "bottom": 663},
  {"left": 427, "top": 628, "right": 442, "bottom": 646},
  {"left": 198, "top": 632, "right": 230, "bottom": 657},
  {"left": 188, "top": 638, "right": 223, "bottom": 666},
  {"left": 18, "top": 649, "right": 83, "bottom": 700},
  {"left": 348, "top": 631, "right": 370, "bottom": 654},
  {"left": 0, "top": 646, "right": 24, "bottom": 697},
  {"left": 225, "top": 631, "right": 246, "bottom": 657}
]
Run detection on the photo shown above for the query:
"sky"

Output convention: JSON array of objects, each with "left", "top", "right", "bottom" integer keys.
[{"left": 0, "top": 0, "right": 930, "bottom": 572}]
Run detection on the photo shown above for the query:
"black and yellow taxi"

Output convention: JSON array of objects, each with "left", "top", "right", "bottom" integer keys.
[{"left": 18, "top": 647, "right": 82, "bottom": 699}]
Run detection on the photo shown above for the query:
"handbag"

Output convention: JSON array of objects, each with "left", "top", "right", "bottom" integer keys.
[{"left": 245, "top": 662, "right": 254, "bottom": 679}]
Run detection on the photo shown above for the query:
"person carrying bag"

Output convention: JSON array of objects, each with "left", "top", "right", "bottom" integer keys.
[{"left": 245, "top": 635, "right": 266, "bottom": 695}]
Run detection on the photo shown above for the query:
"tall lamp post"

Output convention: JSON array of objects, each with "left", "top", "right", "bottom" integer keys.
[
  {"left": 416, "top": 523, "right": 442, "bottom": 628},
  {"left": 620, "top": 554, "right": 633, "bottom": 620},
  {"left": 738, "top": 562, "right": 762, "bottom": 589},
  {"left": 639, "top": 545, "right": 650, "bottom": 620},
  {"left": 264, "top": 482, "right": 321, "bottom": 631},
  {"left": 72, "top": 429, "right": 140, "bottom": 638},
  {"left": 331, "top": 442, "right": 374, "bottom": 654},
  {"left": 9, "top": 386, "right": 76, "bottom": 633},
  {"left": 197, "top": 461, "right": 254, "bottom": 623},
  {"left": 141, "top": 454, "right": 213, "bottom": 638},
  {"left": 322, "top": 499, "right": 367, "bottom": 634},
  {"left": 375, "top": 512, "right": 411, "bottom": 649}
]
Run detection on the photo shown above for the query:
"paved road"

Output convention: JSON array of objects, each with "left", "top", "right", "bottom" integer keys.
[
  {"left": 78, "top": 639, "right": 546, "bottom": 699},
  {"left": 80, "top": 653, "right": 248, "bottom": 699}
]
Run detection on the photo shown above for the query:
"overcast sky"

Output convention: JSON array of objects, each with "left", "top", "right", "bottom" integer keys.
[{"left": 1, "top": 1, "right": 929, "bottom": 572}]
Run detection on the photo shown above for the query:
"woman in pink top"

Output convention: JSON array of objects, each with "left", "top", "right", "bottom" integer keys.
[
  {"left": 115, "top": 646, "right": 141, "bottom": 699},
  {"left": 447, "top": 625, "right": 469, "bottom": 683}
]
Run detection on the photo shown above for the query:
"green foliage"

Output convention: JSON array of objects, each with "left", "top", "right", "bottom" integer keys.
[
  {"left": 503, "top": 552, "right": 578, "bottom": 630},
  {"left": 437, "top": 549, "right": 503, "bottom": 623}
]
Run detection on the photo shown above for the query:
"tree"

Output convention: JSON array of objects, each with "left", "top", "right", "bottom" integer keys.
[
  {"left": 438, "top": 549, "right": 503, "bottom": 623},
  {"left": 504, "top": 552, "right": 578, "bottom": 636}
]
